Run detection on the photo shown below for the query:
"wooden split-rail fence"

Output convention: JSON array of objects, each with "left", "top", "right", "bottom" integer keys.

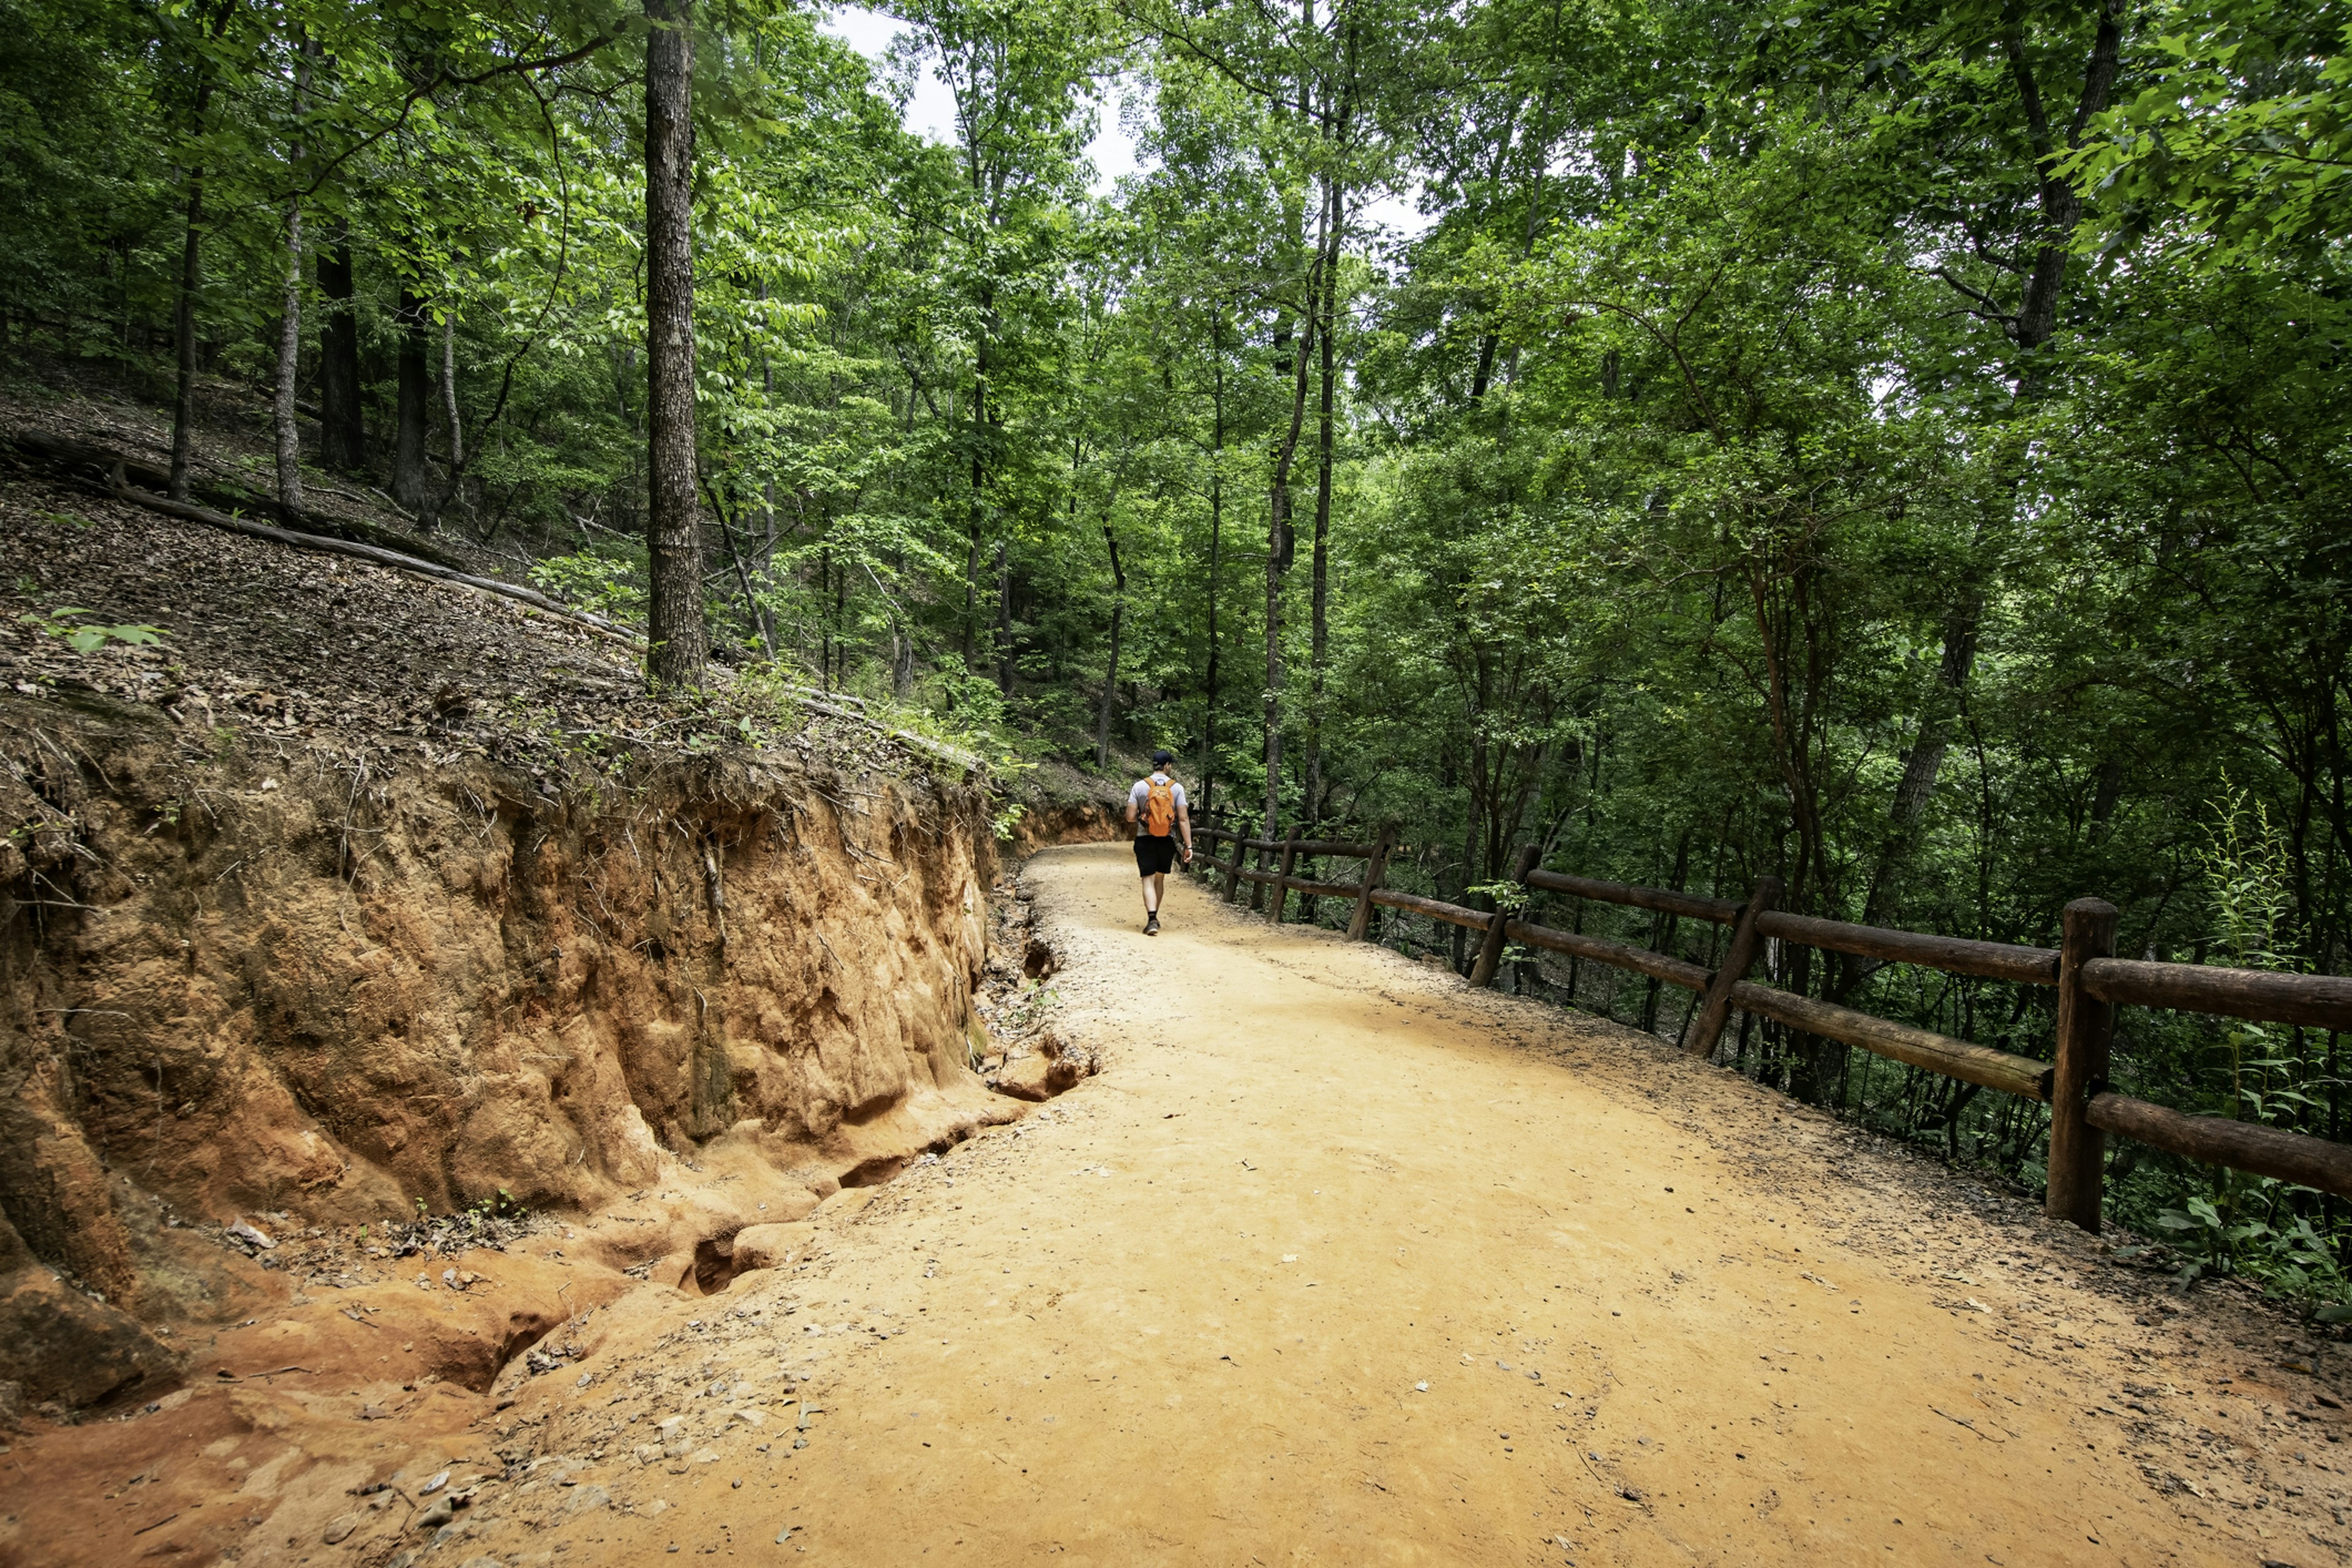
[{"left": 1187, "top": 821, "right": 2352, "bottom": 1233}]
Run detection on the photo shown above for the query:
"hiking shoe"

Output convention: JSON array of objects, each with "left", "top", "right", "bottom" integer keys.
[{"left": 1145, "top": 913, "right": 1160, "bottom": 935}]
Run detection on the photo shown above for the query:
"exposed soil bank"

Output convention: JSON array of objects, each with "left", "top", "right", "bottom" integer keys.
[
  {"left": 0, "top": 688, "right": 1021, "bottom": 1416},
  {"left": 1003, "top": 799, "right": 1122, "bottom": 856},
  {"left": 53, "top": 842, "right": 2324, "bottom": 1568}
]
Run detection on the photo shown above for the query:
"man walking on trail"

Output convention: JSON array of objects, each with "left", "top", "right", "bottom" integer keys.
[{"left": 1127, "top": 749, "right": 1192, "bottom": 935}]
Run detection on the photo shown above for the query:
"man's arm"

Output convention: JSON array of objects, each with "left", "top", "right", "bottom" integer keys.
[
  {"left": 1125, "top": 787, "right": 1137, "bottom": 831},
  {"left": 1177, "top": 799, "right": 1193, "bottom": 860}
]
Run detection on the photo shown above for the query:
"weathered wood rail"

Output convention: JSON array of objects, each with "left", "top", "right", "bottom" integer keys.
[{"left": 1186, "top": 821, "right": 2352, "bottom": 1231}]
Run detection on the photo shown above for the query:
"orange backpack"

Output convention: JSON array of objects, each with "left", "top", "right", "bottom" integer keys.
[{"left": 1142, "top": 775, "right": 1176, "bottom": 837}]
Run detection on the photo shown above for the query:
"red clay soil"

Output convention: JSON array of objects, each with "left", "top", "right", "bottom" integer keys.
[{"left": 13, "top": 844, "right": 2347, "bottom": 1567}]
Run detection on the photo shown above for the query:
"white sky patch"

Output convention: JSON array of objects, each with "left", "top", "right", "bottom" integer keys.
[
  {"left": 820, "top": 6, "right": 1427, "bottom": 238},
  {"left": 821, "top": 4, "right": 1140, "bottom": 194},
  {"left": 1355, "top": 187, "right": 1435, "bottom": 247}
]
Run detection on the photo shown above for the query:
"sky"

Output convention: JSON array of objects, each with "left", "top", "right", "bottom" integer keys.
[
  {"left": 817, "top": 5, "right": 1143, "bottom": 191},
  {"left": 816, "top": 4, "right": 1427, "bottom": 238}
]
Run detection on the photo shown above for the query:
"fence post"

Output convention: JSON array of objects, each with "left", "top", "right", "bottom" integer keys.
[
  {"left": 1271, "top": 827, "right": 1301, "bottom": 923},
  {"left": 1469, "top": 843, "right": 1540, "bottom": 988},
  {"left": 1347, "top": 828, "right": 1394, "bottom": 942},
  {"left": 1685, "top": 876, "right": 1781, "bottom": 1058},
  {"left": 2048, "top": 897, "right": 2120, "bottom": 1232},
  {"left": 1221, "top": 816, "right": 1244, "bottom": 903}
]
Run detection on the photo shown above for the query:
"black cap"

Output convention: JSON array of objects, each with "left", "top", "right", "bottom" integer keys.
[{"left": 1150, "top": 749, "right": 1174, "bottom": 767}]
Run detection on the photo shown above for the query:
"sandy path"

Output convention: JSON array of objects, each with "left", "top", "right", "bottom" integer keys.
[{"left": 439, "top": 844, "right": 2349, "bottom": 1567}]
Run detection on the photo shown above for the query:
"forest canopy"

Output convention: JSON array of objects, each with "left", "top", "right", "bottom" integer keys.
[{"left": 4, "top": 0, "right": 2350, "bottom": 1283}]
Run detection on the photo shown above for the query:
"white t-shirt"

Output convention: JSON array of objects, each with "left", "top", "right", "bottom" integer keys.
[{"left": 1129, "top": 774, "right": 1188, "bottom": 836}]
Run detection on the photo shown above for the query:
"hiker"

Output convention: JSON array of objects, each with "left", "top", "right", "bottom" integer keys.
[{"left": 1126, "top": 749, "right": 1193, "bottom": 935}]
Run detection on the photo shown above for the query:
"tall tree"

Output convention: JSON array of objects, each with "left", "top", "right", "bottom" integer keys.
[
  {"left": 314, "top": 228, "right": 366, "bottom": 470},
  {"left": 391, "top": 285, "right": 432, "bottom": 513},
  {"left": 164, "top": 0, "right": 230, "bottom": 500},
  {"left": 644, "top": 0, "right": 707, "bottom": 685},
  {"left": 273, "top": 29, "right": 314, "bottom": 511}
]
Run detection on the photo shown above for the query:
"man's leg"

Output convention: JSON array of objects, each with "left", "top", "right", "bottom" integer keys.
[{"left": 1142, "top": 870, "right": 1162, "bottom": 914}]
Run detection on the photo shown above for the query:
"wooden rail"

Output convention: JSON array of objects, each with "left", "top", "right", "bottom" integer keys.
[
  {"left": 1370, "top": 886, "right": 1493, "bottom": 929},
  {"left": 1726, "top": 981, "right": 2053, "bottom": 1102},
  {"left": 1526, "top": 870, "right": 1741, "bottom": 925},
  {"left": 1506, "top": 918, "right": 1709, "bottom": 992},
  {"left": 2082, "top": 957, "right": 2352, "bottom": 1033},
  {"left": 1755, "top": 911, "right": 2059, "bottom": 987},
  {"left": 1182, "top": 812, "right": 2352, "bottom": 1231}
]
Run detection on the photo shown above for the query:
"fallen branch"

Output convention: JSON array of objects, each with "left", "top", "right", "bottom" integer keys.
[
  {"left": 97, "top": 467, "right": 643, "bottom": 647},
  {"left": 7, "top": 428, "right": 477, "bottom": 571}
]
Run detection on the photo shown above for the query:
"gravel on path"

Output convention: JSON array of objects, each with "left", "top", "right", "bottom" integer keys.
[{"left": 447, "top": 844, "right": 2352, "bottom": 1567}]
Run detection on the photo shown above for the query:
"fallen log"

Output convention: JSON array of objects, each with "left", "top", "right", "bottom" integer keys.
[
  {"left": 97, "top": 472, "right": 641, "bottom": 644},
  {"left": 7, "top": 428, "right": 477, "bottom": 571}
]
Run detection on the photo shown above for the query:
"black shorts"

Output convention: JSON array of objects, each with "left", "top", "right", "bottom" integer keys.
[{"left": 1134, "top": 834, "right": 1178, "bottom": 876}]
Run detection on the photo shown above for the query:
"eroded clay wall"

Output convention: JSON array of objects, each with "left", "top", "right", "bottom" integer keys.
[{"left": 0, "top": 693, "right": 1005, "bottom": 1403}]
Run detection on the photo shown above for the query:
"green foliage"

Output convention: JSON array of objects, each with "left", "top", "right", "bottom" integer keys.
[
  {"left": 2200, "top": 782, "right": 2305, "bottom": 973},
  {"left": 2066, "top": 0, "right": 2352, "bottom": 273},
  {"left": 529, "top": 543, "right": 648, "bottom": 626},
  {"left": 18, "top": 608, "right": 167, "bottom": 652},
  {"left": 2154, "top": 1182, "right": 2351, "bottom": 1307},
  {"left": 8, "top": 0, "right": 2352, "bottom": 1288}
]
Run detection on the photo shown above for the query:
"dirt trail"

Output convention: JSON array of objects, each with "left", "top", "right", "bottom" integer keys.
[{"left": 34, "top": 843, "right": 2348, "bottom": 1566}]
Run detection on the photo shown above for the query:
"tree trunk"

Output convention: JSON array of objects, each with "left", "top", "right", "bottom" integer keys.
[
  {"left": 963, "top": 318, "right": 991, "bottom": 676},
  {"left": 1264, "top": 221, "right": 1327, "bottom": 837},
  {"left": 1097, "top": 527, "right": 1125, "bottom": 771},
  {"left": 315, "top": 228, "right": 364, "bottom": 471},
  {"left": 995, "top": 536, "right": 1012, "bottom": 695},
  {"left": 963, "top": 376, "right": 984, "bottom": 674},
  {"left": 1202, "top": 310, "right": 1225, "bottom": 820},
  {"left": 1262, "top": 451, "right": 1291, "bottom": 835},
  {"left": 758, "top": 276, "right": 783, "bottom": 660},
  {"left": 643, "top": 0, "right": 706, "bottom": 687},
  {"left": 819, "top": 547, "right": 834, "bottom": 689},
  {"left": 392, "top": 287, "right": 431, "bottom": 514},
  {"left": 166, "top": 17, "right": 223, "bottom": 504},
  {"left": 168, "top": 165, "right": 207, "bottom": 502},
  {"left": 704, "top": 480, "right": 773, "bottom": 660},
  {"left": 1869, "top": 0, "right": 2127, "bottom": 899},
  {"left": 962, "top": 504, "right": 981, "bottom": 671},
  {"left": 1850, "top": 589, "right": 1981, "bottom": 949},
  {"left": 421, "top": 311, "right": 464, "bottom": 528},
  {"left": 271, "top": 37, "right": 313, "bottom": 511},
  {"left": 1304, "top": 172, "right": 1341, "bottom": 832},
  {"left": 272, "top": 211, "right": 304, "bottom": 511}
]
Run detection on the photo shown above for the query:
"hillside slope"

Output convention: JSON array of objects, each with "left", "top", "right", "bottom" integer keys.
[{"left": 1, "top": 462, "right": 1035, "bottom": 1425}]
